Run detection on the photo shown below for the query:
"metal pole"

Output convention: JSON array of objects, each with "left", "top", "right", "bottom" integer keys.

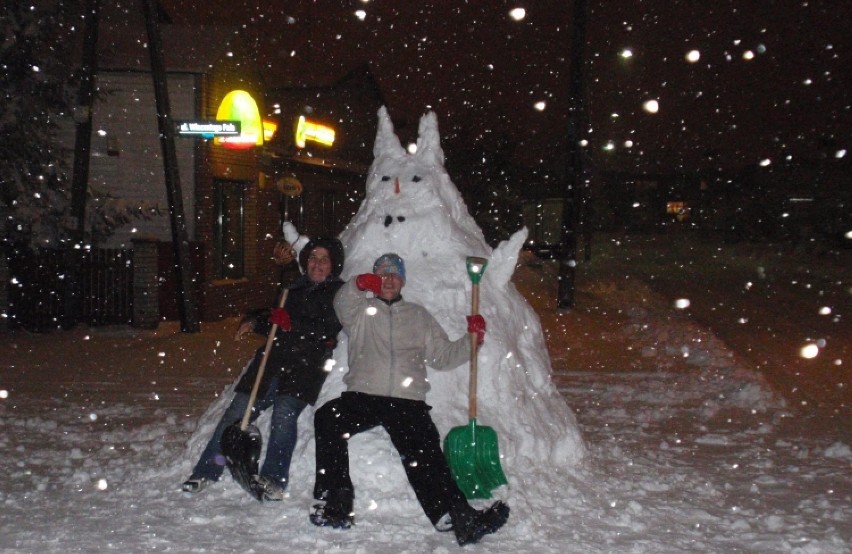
[
  {"left": 140, "top": 0, "right": 200, "bottom": 332},
  {"left": 65, "top": 0, "right": 101, "bottom": 328},
  {"left": 69, "top": 0, "right": 100, "bottom": 243},
  {"left": 557, "top": 0, "right": 589, "bottom": 310}
]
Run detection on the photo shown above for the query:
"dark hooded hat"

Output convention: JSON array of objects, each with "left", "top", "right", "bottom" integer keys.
[{"left": 299, "top": 237, "right": 345, "bottom": 278}]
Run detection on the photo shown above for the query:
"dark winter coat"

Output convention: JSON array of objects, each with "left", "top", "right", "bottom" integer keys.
[{"left": 235, "top": 273, "right": 344, "bottom": 405}]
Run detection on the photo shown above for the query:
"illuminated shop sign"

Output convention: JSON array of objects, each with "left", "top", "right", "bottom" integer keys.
[
  {"left": 214, "top": 90, "right": 265, "bottom": 149},
  {"left": 295, "top": 115, "right": 335, "bottom": 148},
  {"left": 263, "top": 120, "right": 278, "bottom": 142},
  {"left": 177, "top": 120, "right": 241, "bottom": 138}
]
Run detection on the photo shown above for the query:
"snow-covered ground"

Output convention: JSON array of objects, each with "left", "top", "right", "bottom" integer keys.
[
  {"left": 1, "top": 247, "right": 849, "bottom": 553},
  {"left": 2, "top": 107, "right": 849, "bottom": 551}
]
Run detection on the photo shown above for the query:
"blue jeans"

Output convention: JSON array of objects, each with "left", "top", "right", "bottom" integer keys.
[{"left": 190, "top": 376, "right": 307, "bottom": 487}]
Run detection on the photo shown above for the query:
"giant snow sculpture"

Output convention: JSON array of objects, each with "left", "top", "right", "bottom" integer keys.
[
  {"left": 185, "top": 107, "right": 585, "bottom": 515},
  {"left": 312, "top": 107, "right": 584, "bottom": 490}
]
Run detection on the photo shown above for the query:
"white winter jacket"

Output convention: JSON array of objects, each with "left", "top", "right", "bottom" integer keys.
[{"left": 333, "top": 279, "right": 470, "bottom": 401}]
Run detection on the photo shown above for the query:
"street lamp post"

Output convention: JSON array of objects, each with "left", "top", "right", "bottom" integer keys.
[
  {"left": 141, "top": 0, "right": 200, "bottom": 332},
  {"left": 65, "top": 0, "right": 101, "bottom": 328},
  {"left": 558, "top": 0, "right": 590, "bottom": 310}
]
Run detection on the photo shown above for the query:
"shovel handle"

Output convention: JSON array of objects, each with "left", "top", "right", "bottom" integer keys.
[
  {"left": 240, "top": 288, "right": 290, "bottom": 431},
  {"left": 469, "top": 282, "right": 479, "bottom": 420}
]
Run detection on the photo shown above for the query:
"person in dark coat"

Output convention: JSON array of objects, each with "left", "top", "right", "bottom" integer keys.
[{"left": 182, "top": 237, "right": 344, "bottom": 501}]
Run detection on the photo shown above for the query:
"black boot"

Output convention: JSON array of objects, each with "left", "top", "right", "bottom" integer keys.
[
  {"left": 451, "top": 501, "right": 510, "bottom": 546},
  {"left": 310, "top": 488, "right": 354, "bottom": 529}
]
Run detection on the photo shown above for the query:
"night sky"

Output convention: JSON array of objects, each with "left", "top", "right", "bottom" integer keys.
[{"left": 162, "top": 1, "right": 850, "bottom": 173}]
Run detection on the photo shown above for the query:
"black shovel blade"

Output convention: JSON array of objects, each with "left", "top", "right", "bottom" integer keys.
[{"left": 220, "top": 421, "right": 263, "bottom": 500}]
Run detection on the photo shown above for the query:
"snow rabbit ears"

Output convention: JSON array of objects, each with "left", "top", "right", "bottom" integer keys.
[{"left": 373, "top": 106, "right": 444, "bottom": 168}]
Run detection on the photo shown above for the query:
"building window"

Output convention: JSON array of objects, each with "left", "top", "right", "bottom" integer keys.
[
  {"left": 320, "top": 190, "right": 341, "bottom": 236},
  {"left": 214, "top": 180, "right": 245, "bottom": 279}
]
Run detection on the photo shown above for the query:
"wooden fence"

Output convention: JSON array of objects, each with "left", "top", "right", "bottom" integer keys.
[{"left": 5, "top": 247, "right": 133, "bottom": 331}]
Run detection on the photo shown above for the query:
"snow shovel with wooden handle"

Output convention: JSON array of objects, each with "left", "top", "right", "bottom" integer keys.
[
  {"left": 444, "top": 257, "right": 508, "bottom": 499},
  {"left": 220, "top": 288, "right": 289, "bottom": 501}
]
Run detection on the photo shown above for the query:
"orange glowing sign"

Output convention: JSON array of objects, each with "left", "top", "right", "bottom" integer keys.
[
  {"left": 295, "top": 116, "right": 335, "bottom": 148},
  {"left": 262, "top": 120, "right": 278, "bottom": 142}
]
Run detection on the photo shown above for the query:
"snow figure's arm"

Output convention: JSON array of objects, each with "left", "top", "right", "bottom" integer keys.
[
  {"left": 281, "top": 221, "right": 310, "bottom": 265},
  {"left": 488, "top": 227, "right": 528, "bottom": 288},
  {"left": 424, "top": 310, "right": 469, "bottom": 371}
]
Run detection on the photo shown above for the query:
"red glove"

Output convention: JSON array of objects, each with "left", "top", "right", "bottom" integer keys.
[
  {"left": 466, "top": 314, "right": 486, "bottom": 346},
  {"left": 268, "top": 308, "right": 292, "bottom": 331},
  {"left": 355, "top": 273, "right": 382, "bottom": 295}
]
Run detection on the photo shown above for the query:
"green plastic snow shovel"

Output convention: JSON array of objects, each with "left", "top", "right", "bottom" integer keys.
[
  {"left": 221, "top": 288, "right": 289, "bottom": 501},
  {"left": 444, "top": 256, "right": 508, "bottom": 499}
]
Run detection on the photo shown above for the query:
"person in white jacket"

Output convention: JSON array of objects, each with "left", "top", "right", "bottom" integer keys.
[{"left": 310, "top": 253, "right": 509, "bottom": 547}]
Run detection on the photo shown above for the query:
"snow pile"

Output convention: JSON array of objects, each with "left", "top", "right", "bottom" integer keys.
[
  {"left": 333, "top": 107, "right": 584, "bottom": 462},
  {"left": 186, "top": 107, "right": 585, "bottom": 520},
  {"left": 588, "top": 276, "right": 783, "bottom": 414},
  {"left": 823, "top": 442, "right": 851, "bottom": 460},
  {"left": 558, "top": 367, "right": 849, "bottom": 554}
]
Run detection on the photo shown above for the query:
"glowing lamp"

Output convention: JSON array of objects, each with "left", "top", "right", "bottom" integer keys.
[
  {"left": 214, "top": 90, "right": 264, "bottom": 149},
  {"left": 295, "top": 116, "right": 336, "bottom": 148},
  {"left": 262, "top": 119, "right": 278, "bottom": 142}
]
